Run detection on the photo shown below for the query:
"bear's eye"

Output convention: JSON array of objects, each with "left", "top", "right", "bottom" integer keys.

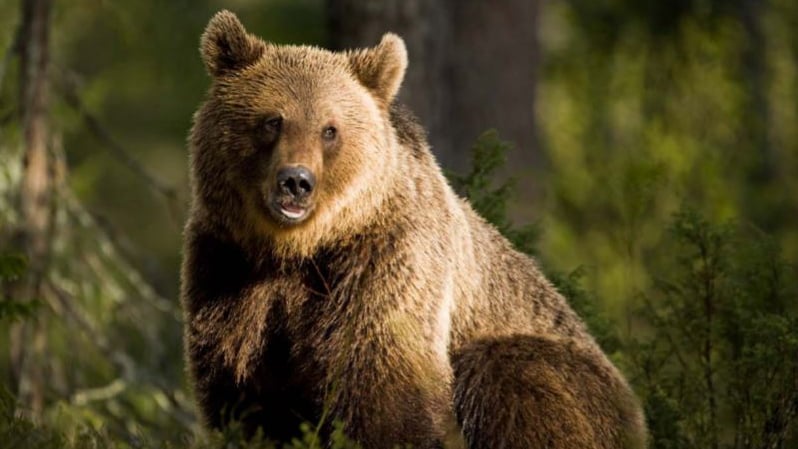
[
  {"left": 322, "top": 125, "right": 337, "bottom": 141},
  {"left": 262, "top": 116, "right": 283, "bottom": 137}
]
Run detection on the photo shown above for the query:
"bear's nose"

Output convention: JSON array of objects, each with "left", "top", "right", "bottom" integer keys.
[{"left": 276, "top": 166, "right": 316, "bottom": 199}]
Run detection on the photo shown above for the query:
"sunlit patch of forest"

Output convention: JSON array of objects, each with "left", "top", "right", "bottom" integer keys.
[{"left": 1, "top": 0, "right": 796, "bottom": 448}]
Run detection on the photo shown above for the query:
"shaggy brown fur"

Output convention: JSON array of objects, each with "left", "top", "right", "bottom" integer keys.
[{"left": 182, "top": 10, "right": 647, "bottom": 449}]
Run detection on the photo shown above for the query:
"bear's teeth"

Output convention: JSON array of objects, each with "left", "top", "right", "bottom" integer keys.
[{"left": 281, "top": 207, "right": 305, "bottom": 219}]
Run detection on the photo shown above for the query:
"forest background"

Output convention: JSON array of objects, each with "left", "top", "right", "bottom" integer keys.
[{"left": 0, "top": 1, "right": 796, "bottom": 448}]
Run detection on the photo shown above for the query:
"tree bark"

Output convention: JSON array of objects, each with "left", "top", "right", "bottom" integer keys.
[
  {"left": 10, "top": 0, "right": 53, "bottom": 419},
  {"left": 738, "top": 0, "right": 782, "bottom": 233},
  {"left": 327, "top": 0, "right": 541, "bottom": 179}
]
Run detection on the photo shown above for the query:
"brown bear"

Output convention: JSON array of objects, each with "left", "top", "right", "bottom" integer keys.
[{"left": 181, "top": 10, "right": 647, "bottom": 449}]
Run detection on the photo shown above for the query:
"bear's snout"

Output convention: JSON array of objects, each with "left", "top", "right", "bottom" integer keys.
[
  {"left": 267, "top": 165, "right": 317, "bottom": 223},
  {"left": 276, "top": 166, "right": 316, "bottom": 200}
]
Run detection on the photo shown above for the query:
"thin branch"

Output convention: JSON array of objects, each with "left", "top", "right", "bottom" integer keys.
[
  {"left": 642, "top": 293, "right": 690, "bottom": 372},
  {"left": 58, "top": 188, "right": 179, "bottom": 318},
  {"left": 44, "top": 280, "right": 133, "bottom": 375},
  {"left": 55, "top": 69, "right": 184, "bottom": 225},
  {"left": 71, "top": 379, "right": 126, "bottom": 406}
]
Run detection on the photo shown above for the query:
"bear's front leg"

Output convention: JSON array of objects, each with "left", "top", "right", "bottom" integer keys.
[
  {"left": 185, "top": 339, "right": 266, "bottom": 435},
  {"left": 316, "top": 319, "right": 455, "bottom": 449},
  {"left": 182, "top": 229, "right": 312, "bottom": 440},
  {"left": 187, "top": 326, "right": 320, "bottom": 442}
]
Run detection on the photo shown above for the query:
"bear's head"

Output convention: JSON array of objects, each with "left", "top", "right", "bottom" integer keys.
[{"left": 190, "top": 11, "right": 408, "bottom": 258}]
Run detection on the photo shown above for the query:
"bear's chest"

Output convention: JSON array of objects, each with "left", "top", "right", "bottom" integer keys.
[
  {"left": 239, "top": 258, "right": 366, "bottom": 419},
  {"left": 257, "top": 251, "right": 371, "bottom": 358}
]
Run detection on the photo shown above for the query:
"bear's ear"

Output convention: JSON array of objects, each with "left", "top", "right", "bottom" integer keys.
[
  {"left": 200, "top": 10, "right": 265, "bottom": 76},
  {"left": 348, "top": 33, "right": 408, "bottom": 105}
]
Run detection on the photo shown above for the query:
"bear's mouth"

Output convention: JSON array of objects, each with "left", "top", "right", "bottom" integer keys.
[
  {"left": 267, "top": 198, "right": 313, "bottom": 225},
  {"left": 280, "top": 203, "right": 306, "bottom": 219}
]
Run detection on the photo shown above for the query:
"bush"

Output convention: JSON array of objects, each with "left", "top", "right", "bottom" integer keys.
[{"left": 632, "top": 209, "right": 798, "bottom": 449}]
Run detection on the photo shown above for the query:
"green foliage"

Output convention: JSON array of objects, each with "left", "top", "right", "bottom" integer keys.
[
  {"left": 1, "top": 386, "right": 79, "bottom": 449},
  {"left": 448, "top": 129, "right": 540, "bottom": 256},
  {"left": 632, "top": 208, "right": 798, "bottom": 448},
  {"left": 194, "top": 421, "right": 359, "bottom": 449},
  {"left": 0, "top": 253, "right": 40, "bottom": 322},
  {"left": 0, "top": 253, "right": 25, "bottom": 281},
  {"left": 548, "top": 267, "right": 621, "bottom": 353},
  {"left": 0, "top": 384, "right": 361, "bottom": 449},
  {"left": 539, "top": 0, "right": 798, "bottom": 318}
]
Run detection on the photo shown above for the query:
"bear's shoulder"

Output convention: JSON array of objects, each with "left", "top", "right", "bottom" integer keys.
[{"left": 389, "top": 102, "right": 428, "bottom": 159}]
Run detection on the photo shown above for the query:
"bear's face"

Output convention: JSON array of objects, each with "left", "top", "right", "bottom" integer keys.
[{"left": 191, "top": 11, "right": 407, "bottom": 257}]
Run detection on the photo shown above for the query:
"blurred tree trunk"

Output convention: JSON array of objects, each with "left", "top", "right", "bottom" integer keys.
[
  {"left": 738, "top": 0, "right": 780, "bottom": 231},
  {"left": 326, "top": 0, "right": 541, "bottom": 184},
  {"left": 10, "top": 0, "right": 53, "bottom": 419},
  {"left": 740, "top": 0, "right": 770, "bottom": 173}
]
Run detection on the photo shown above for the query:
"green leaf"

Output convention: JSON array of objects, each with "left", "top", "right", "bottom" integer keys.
[{"left": 0, "top": 253, "right": 26, "bottom": 282}]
